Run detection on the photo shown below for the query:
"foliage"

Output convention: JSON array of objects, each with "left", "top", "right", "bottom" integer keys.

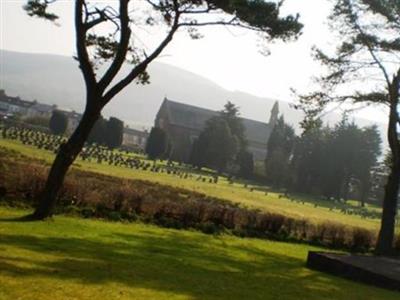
[
  {"left": 49, "top": 110, "right": 68, "bottom": 135},
  {"left": 87, "top": 116, "right": 124, "bottom": 148},
  {"left": 265, "top": 116, "right": 295, "bottom": 188},
  {"left": 105, "top": 117, "right": 124, "bottom": 148},
  {"left": 189, "top": 136, "right": 206, "bottom": 168},
  {"left": 220, "top": 101, "right": 254, "bottom": 177},
  {"left": 87, "top": 116, "right": 107, "bottom": 145},
  {"left": 220, "top": 101, "right": 247, "bottom": 151},
  {"left": 295, "top": 0, "right": 400, "bottom": 255},
  {"left": 197, "top": 117, "right": 239, "bottom": 172},
  {"left": 2, "top": 125, "right": 391, "bottom": 229},
  {"left": 1, "top": 147, "right": 394, "bottom": 253},
  {"left": 145, "top": 127, "right": 168, "bottom": 160},
  {"left": 237, "top": 150, "right": 254, "bottom": 179},
  {"left": 23, "top": 116, "right": 50, "bottom": 128},
  {"left": 291, "top": 117, "right": 381, "bottom": 203},
  {"left": 191, "top": 102, "right": 251, "bottom": 175},
  {"left": 22, "top": 0, "right": 303, "bottom": 219}
]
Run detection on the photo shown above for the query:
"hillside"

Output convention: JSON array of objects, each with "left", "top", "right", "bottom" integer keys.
[{"left": 0, "top": 50, "right": 386, "bottom": 138}]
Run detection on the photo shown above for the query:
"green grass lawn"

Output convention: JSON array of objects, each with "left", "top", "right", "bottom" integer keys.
[
  {"left": 0, "top": 138, "right": 389, "bottom": 231},
  {"left": 0, "top": 206, "right": 398, "bottom": 300}
]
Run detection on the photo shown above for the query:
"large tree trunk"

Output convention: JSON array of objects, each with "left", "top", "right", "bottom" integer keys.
[
  {"left": 360, "top": 183, "right": 367, "bottom": 208},
  {"left": 375, "top": 76, "right": 400, "bottom": 256},
  {"left": 375, "top": 164, "right": 400, "bottom": 255},
  {"left": 30, "top": 102, "right": 101, "bottom": 220}
]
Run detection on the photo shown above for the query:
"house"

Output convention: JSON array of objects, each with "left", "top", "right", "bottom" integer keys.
[
  {"left": 0, "top": 89, "right": 34, "bottom": 116},
  {"left": 122, "top": 127, "right": 149, "bottom": 150},
  {"left": 0, "top": 90, "right": 55, "bottom": 120},
  {"left": 26, "top": 102, "right": 55, "bottom": 119},
  {"left": 57, "top": 109, "right": 82, "bottom": 133},
  {"left": 154, "top": 98, "right": 280, "bottom": 162}
]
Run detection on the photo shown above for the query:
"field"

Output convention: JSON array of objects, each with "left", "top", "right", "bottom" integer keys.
[
  {"left": 0, "top": 206, "right": 398, "bottom": 300},
  {"left": 0, "top": 138, "right": 390, "bottom": 231}
]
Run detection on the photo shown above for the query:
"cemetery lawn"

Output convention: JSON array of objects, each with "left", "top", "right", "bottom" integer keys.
[
  {"left": 0, "top": 138, "right": 389, "bottom": 231},
  {"left": 0, "top": 206, "right": 398, "bottom": 300}
]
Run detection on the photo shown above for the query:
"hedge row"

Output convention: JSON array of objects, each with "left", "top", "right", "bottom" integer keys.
[{"left": 1, "top": 147, "right": 399, "bottom": 253}]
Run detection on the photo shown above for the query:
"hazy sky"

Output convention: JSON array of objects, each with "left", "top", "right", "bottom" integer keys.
[{"left": 0, "top": 0, "right": 389, "bottom": 123}]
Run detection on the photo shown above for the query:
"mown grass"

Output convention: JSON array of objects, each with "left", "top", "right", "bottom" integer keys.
[
  {"left": 0, "top": 138, "right": 388, "bottom": 231},
  {"left": 0, "top": 206, "right": 398, "bottom": 300}
]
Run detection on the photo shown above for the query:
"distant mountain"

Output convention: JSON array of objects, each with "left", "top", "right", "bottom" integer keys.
[{"left": 0, "top": 50, "right": 387, "bottom": 146}]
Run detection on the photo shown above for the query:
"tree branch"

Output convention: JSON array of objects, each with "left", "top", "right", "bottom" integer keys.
[
  {"left": 75, "top": 0, "right": 97, "bottom": 95},
  {"left": 103, "top": 0, "right": 181, "bottom": 103},
  {"left": 98, "top": 0, "right": 131, "bottom": 93}
]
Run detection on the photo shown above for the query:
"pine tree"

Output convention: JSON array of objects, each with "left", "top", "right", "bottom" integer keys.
[
  {"left": 49, "top": 110, "right": 68, "bottom": 135},
  {"left": 145, "top": 127, "right": 168, "bottom": 160}
]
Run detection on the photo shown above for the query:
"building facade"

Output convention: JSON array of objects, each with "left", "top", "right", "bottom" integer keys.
[
  {"left": 154, "top": 98, "right": 279, "bottom": 162},
  {"left": 26, "top": 103, "right": 55, "bottom": 119},
  {"left": 0, "top": 90, "right": 33, "bottom": 117},
  {"left": 122, "top": 127, "right": 149, "bottom": 150}
]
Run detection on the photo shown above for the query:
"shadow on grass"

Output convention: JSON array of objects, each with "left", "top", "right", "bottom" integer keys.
[
  {"left": 0, "top": 214, "right": 38, "bottom": 223},
  {"left": 0, "top": 223, "right": 393, "bottom": 299}
]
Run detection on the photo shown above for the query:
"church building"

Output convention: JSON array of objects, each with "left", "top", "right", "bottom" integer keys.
[{"left": 154, "top": 98, "right": 280, "bottom": 162}]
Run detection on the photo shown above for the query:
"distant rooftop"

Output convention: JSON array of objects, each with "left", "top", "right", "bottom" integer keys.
[{"left": 160, "top": 98, "right": 272, "bottom": 144}]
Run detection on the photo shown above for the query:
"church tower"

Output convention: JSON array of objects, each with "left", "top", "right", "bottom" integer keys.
[{"left": 269, "top": 101, "right": 279, "bottom": 127}]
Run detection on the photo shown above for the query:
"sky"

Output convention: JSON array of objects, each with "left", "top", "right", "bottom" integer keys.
[{"left": 0, "top": 0, "right": 389, "bottom": 123}]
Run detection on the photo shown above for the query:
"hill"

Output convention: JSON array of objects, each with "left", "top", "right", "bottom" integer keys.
[{"left": 0, "top": 50, "right": 386, "bottom": 142}]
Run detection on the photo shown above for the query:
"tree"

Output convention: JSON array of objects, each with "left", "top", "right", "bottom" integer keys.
[
  {"left": 220, "top": 101, "right": 247, "bottom": 150},
  {"left": 199, "top": 117, "right": 239, "bottom": 173},
  {"left": 191, "top": 102, "right": 247, "bottom": 173},
  {"left": 291, "top": 117, "right": 381, "bottom": 202},
  {"left": 237, "top": 150, "right": 254, "bottom": 178},
  {"left": 220, "top": 101, "right": 253, "bottom": 176},
  {"left": 105, "top": 117, "right": 124, "bottom": 148},
  {"left": 291, "top": 119, "right": 329, "bottom": 194},
  {"left": 88, "top": 116, "right": 107, "bottom": 145},
  {"left": 49, "top": 110, "right": 68, "bottom": 135},
  {"left": 297, "top": 0, "right": 399, "bottom": 255},
  {"left": 23, "top": 116, "right": 50, "bottom": 128},
  {"left": 189, "top": 137, "right": 206, "bottom": 168},
  {"left": 354, "top": 125, "right": 382, "bottom": 206},
  {"left": 145, "top": 127, "right": 168, "bottom": 160},
  {"left": 24, "top": 0, "right": 302, "bottom": 219},
  {"left": 265, "top": 116, "right": 295, "bottom": 188}
]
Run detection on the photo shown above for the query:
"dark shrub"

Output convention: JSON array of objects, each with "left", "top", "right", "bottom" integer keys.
[
  {"left": 199, "top": 221, "right": 220, "bottom": 234},
  {"left": 0, "top": 147, "right": 384, "bottom": 252},
  {"left": 108, "top": 211, "right": 122, "bottom": 221},
  {"left": 81, "top": 207, "right": 95, "bottom": 218},
  {"left": 0, "top": 186, "right": 6, "bottom": 199},
  {"left": 351, "top": 228, "right": 374, "bottom": 252}
]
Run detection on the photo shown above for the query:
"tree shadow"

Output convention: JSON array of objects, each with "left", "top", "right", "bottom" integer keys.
[
  {"left": 0, "top": 228, "right": 395, "bottom": 299},
  {"left": 0, "top": 213, "right": 38, "bottom": 223}
]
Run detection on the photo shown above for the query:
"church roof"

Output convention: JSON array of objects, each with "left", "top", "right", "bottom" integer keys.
[{"left": 161, "top": 99, "right": 271, "bottom": 144}]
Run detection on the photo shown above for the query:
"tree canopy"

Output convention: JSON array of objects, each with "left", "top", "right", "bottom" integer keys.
[
  {"left": 105, "top": 117, "right": 124, "bottom": 148},
  {"left": 296, "top": 0, "right": 399, "bottom": 255},
  {"left": 145, "top": 127, "right": 168, "bottom": 160},
  {"left": 194, "top": 117, "right": 238, "bottom": 173},
  {"left": 49, "top": 110, "right": 68, "bottom": 135},
  {"left": 87, "top": 116, "right": 124, "bottom": 148},
  {"left": 23, "top": 0, "right": 302, "bottom": 220},
  {"left": 264, "top": 115, "right": 295, "bottom": 188}
]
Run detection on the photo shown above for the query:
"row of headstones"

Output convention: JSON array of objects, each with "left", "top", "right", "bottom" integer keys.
[
  {"left": 1, "top": 126, "right": 221, "bottom": 183},
  {"left": 2, "top": 127, "right": 66, "bottom": 153}
]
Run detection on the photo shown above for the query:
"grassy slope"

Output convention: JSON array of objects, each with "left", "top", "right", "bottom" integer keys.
[
  {"left": 0, "top": 139, "right": 385, "bottom": 230},
  {"left": 0, "top": 207, "right": 398, "bottom": 300}
]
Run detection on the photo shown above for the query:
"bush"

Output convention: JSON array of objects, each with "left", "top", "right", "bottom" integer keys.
[
  {"left": 0, "top": 147, "right": 380, "bottom": 252},
  {"left": 351, "top": 228, "right": 375, "bottom": 252},
  {"left": 395, "top": 234, "right": 400, "bottom": 252}
]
